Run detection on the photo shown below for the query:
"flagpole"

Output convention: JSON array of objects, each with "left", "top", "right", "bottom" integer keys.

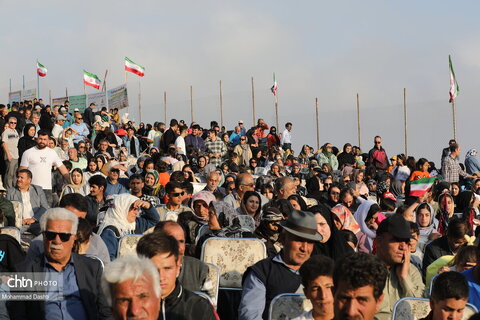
[
  {"left": 36, "top": 61, "right": 40, "bottom": 99},
  {"left": 403, "top": 88, "right": 408, "bottom": 155},
  {"left": 315, "top": 98, "right": 320, "bottom": 150},
  {"left": 190, "top": 85, "right": 194, "bottom": 123},
  {"left": 452, "top": 100, "right": 457, "bottom": 141},
  {"left": 356, "top": 93, "right": 361, "bottom": 149},
  {"left": 251, "top": 77, "right": 256, "bottom": 126},
  {"left": 164, "top": 91, "right": 167, "bottom": 123},
  {"left": 49, "top": 89, "right": 52, "bottom": 106},
  {"left": 65, "top": 87, "right": 69, "bottom": 100},
  {"left": 9, "top": 78, "right": 11, "bottom": 93},
  {"left": 274, "top": 95, "right": 279, "bottom": 131},
  {"left": 219, "top": 80, "right": 224, "bottom": 128},
  {"left": 22, "top": 75, "right": 25, "bottom": 91},
  {"left": 125, "top": 71, "right": 128, "bottom": 114},
  {"left": 138, "top": 81, "right": 142, "bottom": 123},
  {"left": 83, "top": 82, "right": 86, "bottom": 95}
]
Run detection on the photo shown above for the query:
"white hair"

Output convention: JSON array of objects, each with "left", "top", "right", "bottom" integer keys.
[
  {"left": 102, "top": 255, "right": 161, "bottom": 306},
  {"left": 40, "top": 208, "right": 78, "bottom": 234}
]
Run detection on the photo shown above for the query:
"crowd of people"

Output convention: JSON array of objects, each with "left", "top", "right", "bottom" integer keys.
[{"left": 0, "top": 97, "right": 480, "bottom": 319}]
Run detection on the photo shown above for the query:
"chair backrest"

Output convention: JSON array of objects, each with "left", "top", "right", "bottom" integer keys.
[
  {"left": 195, "top": 224, "right": 211, "bottom": 245},
  {"left": 84, "top": 254, "right": 105, "bottom": 270},
  {"left": 117, "top": 234, "right": 143, "bottom": 258},
  {"left": 392, "top": 297, "right": 478, "bottom": 320},
  {"left": 0, "top": 227, "right": 21, "bottom": 243},
  {"left": 254, "top": 167, "right": 266, "bottom": 176},
  {"left": 236, "top": 215, "right": 256, "bottom": 232},
  {"left": 192, "top": 291, "right": 214, "bottom": 306},
  {"left": 428, "top": 273, "right": 440, "bottom": 297},
  {"left": 200, "top": 237, "right": 266, "bottom": 289},
  {"left": 204, "top": 263, "right": 220, "bottom": 307},
  {"left": 268, "top": 293, "right": 312, "bottom": 320},
  {"left": 10, "top": 201, "right": 23, "bottom": 229}
]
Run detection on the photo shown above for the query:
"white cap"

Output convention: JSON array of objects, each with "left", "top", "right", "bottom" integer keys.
[
  {"left": 238, "top": 120, "right": 243, "bottom": 124},
  {"left": 74, "top": 108, "right": 80, "bottom": 112}
]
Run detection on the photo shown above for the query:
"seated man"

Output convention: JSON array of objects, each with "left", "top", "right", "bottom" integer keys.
[
  {"left": 375, "top": 214, "right": 425, "bottom": 319},
  {"left": 26, "top": 193, "right": 110, "bottom": 265},
  {"left": 292, "top": 255, "right": 335, "bottom": 320},
  {"left": 6, "top": 169, "right": 49, "bottom": 235},
  {"left": 154, "top": 221, "right": 209, "bottom": 292},
  {"left": 239, "top": 210, "right": 322, "bottom": 320},
  {"left": 422, "top": 271, "right": 469, "bottom": 320},
  {"left": 8, "top": 208, "right": 112, "bottom": 319},
  {"left": 86, "top": 175, "right": 109, "bottom": 226},
  {"left": 157, "top": 181, "right": 193, "bottom": 221},
  {"left": 203, "top": 171, "right": 226, "bottom": 197},
  {"left": 333, "top": 253, "right": 388, "bottom": 320},
  {"left": 102, "top": 255, "right": 161, "bottom": 320},
  {"left": 136, "top": 233, "right": 217, "bottom": 320},
  {"left": 104, "top": 165, "right": 129, "bottom": 198},
  {"left": 129, "top": 174, "right": 160, "bottom": 207}
]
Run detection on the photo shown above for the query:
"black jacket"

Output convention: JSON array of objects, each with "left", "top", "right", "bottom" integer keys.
[
  {"left": 422, "top": 236, "right": 454, "bottom": 277},
  {"left": 161, "top": 282, "right": 216, "bottom": 320},
  {"left": 8, "top": 253, "right": 113, "bottom": 320}
]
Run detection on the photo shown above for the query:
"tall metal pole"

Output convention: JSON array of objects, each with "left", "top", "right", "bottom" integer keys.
[
  {"left": 138, "top": 81, "right": 142, "bottom": 123},
  {"left": 49, "top": 90, "right": 52, "bottom": 106},
  {"left": 251, "top": 77, "right": 256, "bottom": 126},
  {"left": 190, "top": 85, "right": 194, "bottom": 123},
  {"left": 22, "top": 75, "right": 25, "bottom": 91},
  {"left": 403, "top": 88, "right": 408, "bottom": 155},
  {"left": 219, "top": 80, "right": 224, "bottom": 128},
  {"left": 452, "top": 100, "right": 457, "bottom": 141},
  {"left": 164, "top": 91, "right": 167, "bottom": 123},
  {"left": 274, "top": 96, "right": 279, "bottom": 131},
  {"left": 356, "top": 93, "right": 361, "bottom": 149},
  {"left": 315, "top": 98, "right": 320, "bottom": 150},
  {"left": 65, "top": 87, "right": 69, "bottom": 99},
  {"left": 9, "top": 79, "right": 11, "bottom": 93}
]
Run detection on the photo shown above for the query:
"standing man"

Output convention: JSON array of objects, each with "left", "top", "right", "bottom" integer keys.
[
  {"left": 442, "top": 143, "right": 476, "bottom": 183},
  {"left": 102, "top": 255, "right": 161, "bottom": 320},
  {"left": 185, "top": 124, "right": 206, "bottom": 156},
  {"left": 238, "top": 120, "right": 246, "bottom": 136},
  {"left": 205, "top": 129, "right": 227, "bottom": 167},
  {"left": 83, "top": 103, "right": 96, "bottom": 129},
  {"left": 333, "top": 253, "right": 388, "bottom": 320},
  {"left": 2, "top": 116, "right": 19, "bottom": 189},
  {"left": 69, "top": 113, "right": 89, "bottom": 144},
  {"left": 239, "top": 210, "right": 322, "bottom": 320},
  {"left": 174, "top": 125, "right": 188, "bottom": 157},
  {"left": 281, "top": 122, "right": 293, "bottom": 151},
  {"left": 147, "top": 122, "right": 163, "bottom": 149},
  {"left": 51, "top": 115, "right": 66, "bottom": 140},
  {"left": 19, "top": 130, "right": 71, "bottom": 206},
  {"left": 160, "top": 119, "right": 179, "bottom": 152},
  {"left": 122, "top": 127, "right": 140, "bottom": 157},
  {"left": 368, "top": 136, "right": 389, "bottom": 171}
]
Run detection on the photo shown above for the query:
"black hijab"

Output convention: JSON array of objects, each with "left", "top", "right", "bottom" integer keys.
[{"left": 308, "top": 205, "right": 353, "bottom": 261}]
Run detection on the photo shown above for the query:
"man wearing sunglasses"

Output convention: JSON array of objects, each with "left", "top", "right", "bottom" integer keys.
[
  {"left": 157, "top": 181, "right": 193, "bottom": 221},
  {"left": 2, "top": 116, "right": 19, "bottom": 189},
  {"left": 367, "top": 136, "right": 390, "bottom": 172},
  {"left": 9, "top": 208, "right": 112, "bottom": 319},
  {"left": 70, "top": 113, "right": 89, "bottom": 144}
]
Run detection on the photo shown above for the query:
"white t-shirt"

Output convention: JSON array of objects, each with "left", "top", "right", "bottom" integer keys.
[
  {"left": 21, "top": 191, "right": 34, "bottom": 219},
  {"left": 2, "top": 128, "right": 19, "bottom": 159},
  {"left": 147, "top": 129, "right": 161, "bottom": 149},
  {"left": 20, "top": 146, "right": 64, "bottom": 190},
  {"left": 175, "top": 136, "right": 186, "bottom": 155},
  {"left": 392, "top": 165, "right": 411, "bottom": 181}
]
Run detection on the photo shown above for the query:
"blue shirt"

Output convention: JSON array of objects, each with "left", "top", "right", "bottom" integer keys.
[
  {"left": 238, "top": 254, "right": 300, "bottom": 320},
  {"left": 105, "top": 179, "right": 129, "bottom": 198},
  {"left": 463, "top": 268, "right": 480, "bottom": 309},
  {"left": 229, "top": 133, "right": 241, "bottom": 146},
  {"left": 44, "top": 256, "right": 88, "bottom": 320},
  {"left": 70, "top": 122, "right": 90, "bottom": 144}
]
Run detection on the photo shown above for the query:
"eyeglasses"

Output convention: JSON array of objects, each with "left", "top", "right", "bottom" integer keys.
[
  {"left": 170, "top": 191, "right": 185, "bottom": 197},
  {"left": 9, "top": 122, "right": 16, "bottom": 124},
  {"left": 240, "top": 138, "right": 246, "bottom": 141},
  {"left": 241, "top": 183, "right": 255, "bottom": 187},
  {"left": 43, "top": 231, "right": 73, "bottom": 242},
  {"left": 76, "top": 117, "right": 83, "bottom": 120},
  {"left": 78, "top": 146, "right": 85, "bottom": 149},
  {"left": 324, "top": 183, "right": 332, "bottom": 187},
  {"left": 375, "top": 141, "right": 381, "bottom": 144}
]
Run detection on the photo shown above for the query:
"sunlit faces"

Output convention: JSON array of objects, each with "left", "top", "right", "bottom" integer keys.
[
  {"left": 315, "top": 214, "right": 331, "bottom": 244},
  {"left": 127, "top": 204, "right": 140, "bottom": 223},
  {"left": 150, "top": 252, "right": 180, "bottom": 299},
  {"left": 334, "top": 283, "right": 383, "bottom": 320},
  {"left": 16, "top": 171, "right": 31, "bottom": 189},
  {"left": 376, "top": 232, "right": 409, "bottom": 266},
  {"left": 303, "top": 275, "right": 334, "bottom": 320},
  {"left": 145, "top": 173, "right": 156, "bottom": 187},
  {"left": 430, "top": 297, "right": 468, "bottom": 320},
  {"left": 43, "top": 220, "right": 76, "bottom": 265},
  {"left": 71, "top": 170, "right": 83, "bottom": 185},
  {"left": 416, "top": 207, "right": 431, "bottom": 228},
  {"left": 193, "top": 200, "right": 209, "bottom": 220},
  {"left": 282, "top": 232, "right": 314, "bottom": 267},
  {"left": 244, "top": 195, "right": 260, "bottom": 216}
]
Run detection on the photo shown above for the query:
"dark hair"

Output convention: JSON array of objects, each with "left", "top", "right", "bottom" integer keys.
[
  {"left": 333, "top": 252, "right": 388, "bottom": 300},
  {"left": 341, "top": 229, "right": 358, "bottom": 247},
  {"left": 409, "top": 221, "right": 420, "bottom": 236},
  {"left": 288, "top": 194, "right": 308, "bottom": 211},
  {"left": 242, "top": 191, "right": 262, "bottom": 217},
  {"left": 170, "top": 171, "right": 186, "bottom": 183},
  {"left": 165, "top": 181, "right": 184, "bottom": 194},
  {"left": 17, "top": 169, "right": 32, "bottom": 179},
  {"left": 37, "top": 129, "right": 49, "bottom": 137},
  {"left": 450, "top": 143, "right": 459, "bottom": 153},
  {"left": 299, "top": 255, "right": 334, "bottom": 288},
  {"left": 447, "top": 218, "right": 470, "bottom": 240},
  {"left": 136, "top": 233, "right": 179, "bottom": 261},
  {"left": 431, "top": 272, "right": 469, "bottom": 301},
  {"left": 73, "top": 218, "right": 93, "bottom": 253},
  {"left": 182, "top": 181, "right": 194, "bottom": 195},
  {"left": 88, "top": 175, "right": 107, "bottom": 190},
  {"left": 169, "top": 119, "right": 178, "bottom": 127},
  {"left": 58, "top": 193, "right": 88, "bottom": 213},
  {"left": 379, "top": 197, "right": 396, "bottom": 212},
  {"left": 129, "top": 174, "right": 144, "bottom": 183},
  {"left": 453, "top": 246, "right": 477, "bottom": 270}
]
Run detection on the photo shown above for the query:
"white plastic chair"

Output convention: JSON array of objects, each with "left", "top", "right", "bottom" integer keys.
[
  {"left": 392, "top": 297, "right": 478, "bottom": 320},
  {"left": 84, "top": 254, "right": 105, "bottom": 270},
  {"left": 116, "top": 234, "right": 143, "bottom": 258},
  {"left": 268, "top": 293, "right": 312, "bottom": 320},
  {"left": 0, "top": 227, "right": 21, "bottom": 243},
  {"left": 10, "top": 201, "right": 23, "bottom": 229}
]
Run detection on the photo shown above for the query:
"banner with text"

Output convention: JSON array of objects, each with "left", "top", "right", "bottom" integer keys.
[
  {"left": 107, "top": 84, "right": 128, "bottom": 110},
  {"left": 68, "top": 95, "right": 87, "bottom": 113},
  {"left": 8, "top": 91, "right": 21, "bottom": 104},
  {"left": 88, "top": 92, "right": 107, "bottom": 110},
  {"left": 21, "top": 89, "right": 37, "bottom": 101},
  {"left": 52, "top": 96, "right": 68, "bottom": 106}
]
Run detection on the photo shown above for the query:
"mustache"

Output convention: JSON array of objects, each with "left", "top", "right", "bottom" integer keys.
[{"left": 50, "top": 244, "right": 64, "bottom": 250}]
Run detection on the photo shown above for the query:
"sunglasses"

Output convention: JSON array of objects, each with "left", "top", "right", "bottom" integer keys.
[
  {"left": 170, "top": 191, "right": 185, "bottom": 197},
  {"left": 324, "top": 183, "right": 332, "bottom": 187},
  {"left": 76, "top": 117, "right": 83, "bottom": 120},
  {"left": 43, "top": 231, "right": 73, "bottom": 242},
  {"left": 9, "top": 122, "right": 16, "bottom": 124}
]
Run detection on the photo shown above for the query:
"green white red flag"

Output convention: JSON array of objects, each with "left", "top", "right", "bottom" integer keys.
[
  {"left": 410, "top": 177, "right": 436, "bottom": 197},
  {"left": 449, "top": 55, "right": 459, "bottom": 103},
  {"left": 270, "top": 73, "right": 278, "bottom": 96},
  {"left": 83, "top": 70, "right": 101, "bottom": 89},
  {"left": 37, "top": 61, "right": 47, "bottom": 77},
  {"left": 125, "top": 57, "right": 145, "bottom": 77}
]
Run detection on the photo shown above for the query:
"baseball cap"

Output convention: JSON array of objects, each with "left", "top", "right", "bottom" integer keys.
[
  {"left": 377, "top": 214, "right": 413, "bottom": 239},
  {"left": 238, "top": 120, "right": 243, "bottom": 124},
  {"left": 74, "top": 108, "right": 80, "bottom": 112},
  {"left": 56, "top": 115, "right": 66, "bottom": 121}
]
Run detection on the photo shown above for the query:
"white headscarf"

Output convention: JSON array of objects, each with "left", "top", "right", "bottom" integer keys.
[
  {"left": 97, "top": 194, "right": 139, "bottom": 236},
  {"left": 354, "top": 200, "right": 377, "bottom": 250}
]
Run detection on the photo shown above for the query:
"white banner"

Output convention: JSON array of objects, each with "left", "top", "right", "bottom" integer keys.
[
  {"left": 107, "top": 84, "right": 128, "bottom": 110},
  {"left": 21, "top": 88, "right": 37, "bottom": 101},
  {"left": 88, "top": 91, "right": 107, "bottom": 110}
]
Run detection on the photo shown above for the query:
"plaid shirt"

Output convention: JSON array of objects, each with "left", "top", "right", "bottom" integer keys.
[
  {"left": 205, "top": 138, "right": 227, "bottom": 166},
  {"left": 442, "top": 154, "right": 467, "bottom": 182}
]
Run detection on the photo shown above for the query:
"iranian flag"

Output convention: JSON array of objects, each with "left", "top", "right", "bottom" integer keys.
[
  {"left": 410, "top": 177, "right": 436, "bottom": 197},
  {"left": 37, "top": 61, "right": 47, "bottom": 77},
  {"left": 83, "top": 70, "right": 101, "bottom": 89},
  {"left": 270, "top": 73, "right": 278, "bottom": 96},
  {"left": 125, "top": 57, "right": 145, "bottom": 77},
  {"left": 449, "top": 55, "right": 459, "bottom": 103}
]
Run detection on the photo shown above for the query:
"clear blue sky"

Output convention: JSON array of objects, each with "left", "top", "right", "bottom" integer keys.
[{"left": 2, "top": 0, "right": 480, "bottom": 164}]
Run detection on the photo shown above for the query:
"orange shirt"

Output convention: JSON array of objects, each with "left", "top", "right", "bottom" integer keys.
[{"left": 409, "top": 170, "right": 430, "bottom": 181}]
